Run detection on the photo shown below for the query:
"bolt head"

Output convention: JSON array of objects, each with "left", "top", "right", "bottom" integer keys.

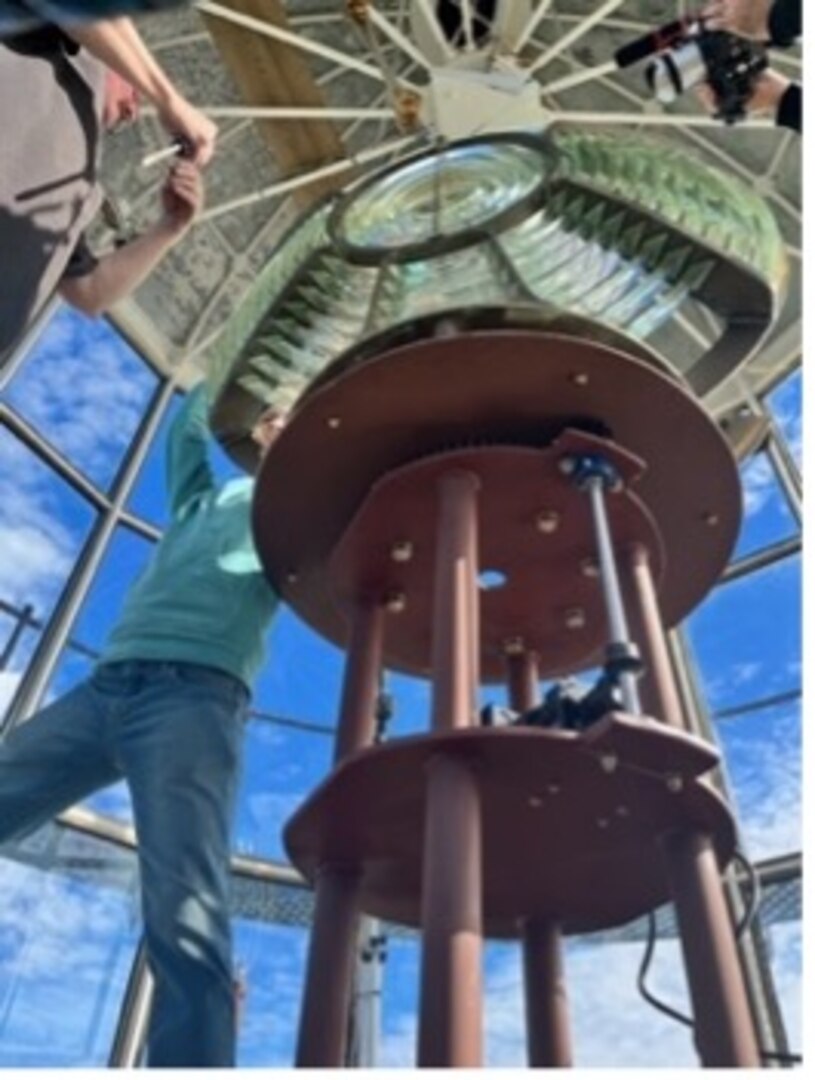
[
  {"left": 385, "top": 591, "right": 406, "bottom": 614},
  {"left": 390, "top": 540, "right": 413, "bottom": 563},
  {"left": 581, "top": 556, "right": 600, "bottom": 578},
  {"left": 503, "top": 636, "right": 525, "bottom": 656},
  {"left": 666, "top": 773, "right": 683, "bottom": 793},
  {"left": 546, "top": 783, "right": 561, "bottom": 796},
  {"left": 596, "top": 817, "right": 610, "bottom": 829},
  {"left": 571, "top": 372, "right": 590, "bottom": 387},
  {"left": 528, "top": 796, "right": 543, "bottom": 809},
  {"left": 327, "top": 416, "right": 342, "bottom": 430},
  {"left": 285, "top": 571, "right": 298, "bottom": 585},
  {"left": 558, "top": 455, "right": 577, "bottom": 476},
  {"left": 703, "top": 511, "right": 720, "bottom": 527},
  {"left": 599, "top": 752, "right": 618, "bottom": 774},
  {"left": 536, "top": 510, "right": 560, "bottom": 534},
  {"left": 564, "top": 607, "right": 586, "bottom": 631}
]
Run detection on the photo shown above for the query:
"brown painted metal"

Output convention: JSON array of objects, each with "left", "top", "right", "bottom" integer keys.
[
  {"left": 431, "top": 470, "right": 481, "bottom": 730},
  {"left": 522, "top": 920, "right": 573, "bottom": 1068},
  {"left": 506, "top": 653, "right": 574, "bottom": 1068},
  {"left": 624, "top": 544, "right": 687, "bottom": 732},
  {"left": 284, "top": 721, "right": 735, "bottom": 937},
  {"left": 334, "top": 599, "right": 385, "bottom": 763},
  {"left": 252, "top": 327, "right": 741, "bottom": 676},
  {"left": 663, "top": 831, "right": 761, "bottom": 1067},
  {"left": 294, "top": 866, "right": 361, "bottom": 1066},
  {"left": 330, "top": 438, "right": 663, "bottom": 681},
  {"left": 418, "top": 754, "right": 483, "bottom": 1066}
]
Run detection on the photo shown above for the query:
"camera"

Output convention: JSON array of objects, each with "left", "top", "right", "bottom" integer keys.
[{"left": 615, "top": 16, "right": 768, "bottom": 125}]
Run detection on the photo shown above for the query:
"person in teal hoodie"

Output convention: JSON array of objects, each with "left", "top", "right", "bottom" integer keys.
[{"left": 0, "top": 382, "right": 286, "bottom": 1067}]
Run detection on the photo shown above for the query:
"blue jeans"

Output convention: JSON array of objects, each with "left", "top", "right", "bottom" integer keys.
[{"left": 0, "top": 660, "right": 249, "bottom": 1068}]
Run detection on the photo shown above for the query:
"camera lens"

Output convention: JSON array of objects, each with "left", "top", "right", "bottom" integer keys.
[{"left": 645, "top": 40, "right": 706, "bottom": 103}]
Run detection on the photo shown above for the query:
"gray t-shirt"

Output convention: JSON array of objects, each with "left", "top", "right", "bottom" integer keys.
[{"left": 0, "top": 27, "right": 105, "bottom": 368}]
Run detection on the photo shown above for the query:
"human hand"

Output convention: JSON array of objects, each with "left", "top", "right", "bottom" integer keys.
[
  {"left": 159, "top": 161, "right": 204, "bottom": 236},
  {"left": 156, "top": 94, "right": 217, "bottom": 167},
  {"left": 701, "top": 0, "right": 774, "bottom": 40},
  {"left": 695, "top": 67, "right": 790, "bottom": 118}
]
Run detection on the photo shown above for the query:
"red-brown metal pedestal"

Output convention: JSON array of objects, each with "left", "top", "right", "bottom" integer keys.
[{"left": 253, "top": 325, "right": 757, "bottom": 1068}]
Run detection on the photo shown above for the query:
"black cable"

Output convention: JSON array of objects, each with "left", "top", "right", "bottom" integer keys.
[
  {"left": 733, "top": 848, "right": 761, "bottom": 941},
  {"left": 637, "top": 909, "right": 803, "bottom": 1065}
]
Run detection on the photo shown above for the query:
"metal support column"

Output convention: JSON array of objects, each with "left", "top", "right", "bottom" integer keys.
[
  {"left": 507, "top": 650, "right": 573, "bottom": 1067},
  {"left": 418, "top": 469, "right": 483, "bottom": 1066}
]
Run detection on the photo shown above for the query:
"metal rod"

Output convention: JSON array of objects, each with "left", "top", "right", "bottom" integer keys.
[
  {"left": 765, "top": 429, "right": 802, "bottom": 524},
  {"left": 0, "top": 603, "right": 34, "bottom": 672},
  {"left": 625, "top": 546, "right": 685, "bottom": 730},
  {"left": 506, "top": 0, "right": 555, "bottom": 55},
  {"left": 108, "top": 939, "right": 154, "bottom": 1067},
  {"left": 413, "top": 0, "right": 455, "bottom": 58},
  {"left": 721, "top": 535, "right": 800, "bottom": 584},
  {"left": 459, "top": 0, "right": 476, "bottom": 50},
  {"left": 522, "top": 920, "right": 573, "bottom": 1067},
  {"left": 295, "top": 867, "right": 362, "bottom": 1066},
  {"left": 418, "top": 754, "right": 483, "bottom": 1065},
  {"left": 195, "top": 104, "right": 396, "bottom": 121},
  {"left": 505, "top": 652, "right": 573, "bottom": 1067},
  {"left": 334, "top": 600, "right": 385, "bottom": 763},
  {"left": 431, "top": 470, "right": 481, "bottom": 731},
  {"left": 585, "top": 477, "right": 641, "bottom": 714},
  {"left": 539, "top": 60, "right": 619, "bottom": 95},
  {"left": 547, "top": 110, "right": 775, "bottom": 128},
  {"left": 662, "top": 831, "right": 761, "bottom": 1066},
  {"left": 528, "top": 0, "right": 626, "bottom": 73},
  {"left": 713, "top": 687, "right": 801, "bottom": 722},
  {"left": 196, "top": 0, "right": 392, "bottom": 83},
  {"left": 198, "top": 134, "right": 419, "bottom": 222},
  {"left": 368, "top": 5, "right": 434, "bottom": 70}
]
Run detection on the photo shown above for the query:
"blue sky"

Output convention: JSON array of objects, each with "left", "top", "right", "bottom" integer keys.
[{"left": 0, "top": 305, "right": 803, "bottom": 1067}]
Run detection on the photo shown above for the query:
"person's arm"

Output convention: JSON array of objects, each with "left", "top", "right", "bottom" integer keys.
[
  {"left": 58, "top": 160, "right": 202, "bottom": 316},
  {"left": 60, "top": 16, "right": 216, "bottom": 165},
  {"left": 702, "top": 0, "right": 800, "bottom": 45},
  {"left": 165, "top": 382, "right": 216, "bottom": 516}
]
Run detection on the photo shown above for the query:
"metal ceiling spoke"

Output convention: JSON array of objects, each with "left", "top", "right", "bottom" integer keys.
[
  {"left": 198, "top": 134, "right": 420, "bottom": 222},
  {"left": 366, "top": 2, "right": 435, "bottom": 71},
  {"left": 550, "top": 111, "right": 775, "bottom": 129},
  {"left": 196, "top": 105, "right": 395, "bottom": 121},
  {"left": 413, "top": 0, "right": 456, "bottom": 59},
  {"left": 196, "top": 0, "right": 419, "bottom": 88},
  {"left": 539, "top": 62, "right": 620, "bottom": 96},
  {"left": 505, "top": 0, "right": 555, "bottom": 55},
  {"left": 528, "top": 0, "right": 627, "bottom": 75}
]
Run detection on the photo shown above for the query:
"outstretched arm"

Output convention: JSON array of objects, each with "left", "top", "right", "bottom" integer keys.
[
  {"left": 61, "top": 16, "right": 217, "bottom": 165},
  {"left": 59, "top": 161, "right": 203, "bottom": 316},
  {"left": 165, "top": 382, "right": 217, "bottom": 516}
]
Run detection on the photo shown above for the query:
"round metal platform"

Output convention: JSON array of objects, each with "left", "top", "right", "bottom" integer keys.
[
  {"left": 253, "top": 322, "right": 741, "bottom": 680},
  {"left": 284, "top": 715, "right": 736, "bottom": 938}
]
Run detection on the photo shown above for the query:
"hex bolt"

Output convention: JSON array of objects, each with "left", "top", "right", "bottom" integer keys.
[
  {"left": 390, "top": 540, "right": 413, "bottom": 563},
  {"left": 535, "top": 510, "right": 560, "bottom": 534}
]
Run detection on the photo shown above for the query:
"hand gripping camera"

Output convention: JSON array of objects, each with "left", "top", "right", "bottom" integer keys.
[{"left": 614, "top": 14, "right": 768, "bottom": 124}]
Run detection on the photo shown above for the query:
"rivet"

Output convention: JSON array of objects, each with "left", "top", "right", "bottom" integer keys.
[
  {"left": 558, "top": 455, "right": 577, "bottom": 476},
  {"left": 597, "top": 817, "right": 610, "bottom": 829},
  {"left": 285, "top": 571, "right": 298, "bottom": 585},
  {"left": 546, "top": 783, "right": 561, "bottom": 796},
  {"left": 535, "top": 510, "right": 560, "bottom": 534},
  {"left": 581, "top": 556, "right": 600, "bottom": 578},
  {"left": 703, "top": 512, "right": 719, "bottom": 527},
  {"left": 503, "top": 636, "right": 525, "bottom": 656},
  {"left": 390, "top": 540, "right": 413, "bottom": 563},
  {"left": 528, "top": 796, "right": 543, "bottom": 809},
  {"left": 385, "top": 591, "right": 406, "bottom": 614},
  {"left": 615, "top": 805, "right": 630, "bottom": 818},
  {"left": 666, "top": 774, "right": 683, "bottom": 793},
  {"left": 327, "top": 416, "right": 342, "bottom": 430},
  {"left": 564, "top": 607, "right": 586, "bottom": 631},
  {"left": 571, "top": 372, "right": 590, "bottom": 386},
  {"left": 599, "top": 752, "right": 618, "bottom": 774}
]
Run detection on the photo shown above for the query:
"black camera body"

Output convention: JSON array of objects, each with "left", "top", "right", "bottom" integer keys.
[{"left": 616, "top": 16, "right": 768, "bottom": 125}]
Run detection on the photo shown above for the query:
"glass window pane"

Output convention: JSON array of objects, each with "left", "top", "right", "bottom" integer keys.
[
  {"left": 733, "top": 451, "right": 798, "bottom": 560},
  {"left": 0, "top": 427, "right": 97, "bottom": 723},
  {"left": 764, "top": 920, "right": 802, "bottom": 1055},
  {"left": 766, "top": 367, "right": 802, "bottom": 471},
  {"left": 685, "top": 556, "right": 800, "bottom": 713},
  {"left": 4, "top": 307, "right": 158, "bottom": 492},
  {"left": 234, "top": 919, "right": 307, "bottom": 1066},
  {"left": 713, "top": 699, "right": 801, "bottom": 860},
  {"left": 0, "top": 825, "right": 141, "bottom": 1067}
]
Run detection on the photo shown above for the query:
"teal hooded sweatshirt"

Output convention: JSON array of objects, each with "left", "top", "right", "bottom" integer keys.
[{"left": 99, "top": 384, "right": 278, "bottom": 690}]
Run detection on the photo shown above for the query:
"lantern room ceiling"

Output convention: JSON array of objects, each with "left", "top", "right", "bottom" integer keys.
[{"left": 98, "top": 0, "right": 801, "bottom": 414}]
